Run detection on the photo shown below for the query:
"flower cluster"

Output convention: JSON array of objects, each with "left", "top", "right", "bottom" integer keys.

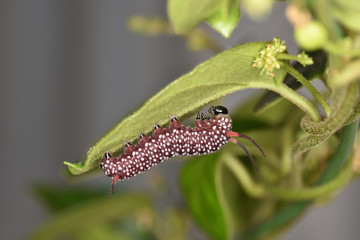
[{"left": 252, "top": 37, "right": 287, "bottom": 78}]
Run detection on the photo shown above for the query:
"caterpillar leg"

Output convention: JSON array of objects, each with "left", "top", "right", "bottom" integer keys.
[
  {"left": 202, "top": 113, "right": 210, "bottom": 120},
  {"left": 196, "top": 112, "right": 201, "bottom": 121},
  {"left": 170, "top": 115, "right": 181, "bottom": 128},
  {"left": 109, "top": 174, "right": 120, "bottom": 197},
  {"left": 196, "top": 112, "right": 210, "bottom": 121}
]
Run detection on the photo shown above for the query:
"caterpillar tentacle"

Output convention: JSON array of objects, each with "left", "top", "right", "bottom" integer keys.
[
  {"left": 100, "top": 106, "right": 265, "bottom": 195},
  {"left": 226, "top": 131, "right": 267, "bottom": 158},
  {"left": 228, "top": 137, "right": 259, "bottom": 171}
]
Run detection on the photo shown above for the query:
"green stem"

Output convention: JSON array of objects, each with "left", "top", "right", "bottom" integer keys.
[
  {"left": 222, "top": 137, "right": 353, "bottom": 201},
  {"left": 267, "top": 157, "right": 352, "bottom": 200},
  {"left": 277, "top": 53, "right": 313, "bottom": 66},
  {"left": 277, "top": 53, "right": 300, "bottom": 61},
  {"left": 222, "top": 152, "right": 265, "bottom": 198},
  {"left": 239, "top": 120, "right": 358, "bottom": 240},
  {"left": 283, "top": 63, "right": 331, "bottom": 117},
  {"left": 270, "top": 83, "right": 321, "bottom": 122},
  {"left": 280, "top": 125, "right": 292, "bottom": 175}
]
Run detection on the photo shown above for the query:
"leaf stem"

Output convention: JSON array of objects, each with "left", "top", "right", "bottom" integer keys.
[
  {"left": 277, "top": 53, "right": 313, "bottom": 66},
  {"left": 282, "top": 63, "right": 331, "bottom": 117},
  {"left": 270, "top": 83, "right": 321, "bottom": 122}
]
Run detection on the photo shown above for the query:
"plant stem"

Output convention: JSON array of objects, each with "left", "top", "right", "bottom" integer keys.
[
  {"left": 270, "top": 83, "right": 321, "bottom": 122},
  {"left": 282, "top": 63, "right": 331, "bottom": 117},
  {"left": 267, "top": 157, "right": 352, "bottom": 200},
  {"left": 277, "top": 53, "right": 313, "bottom": 66},
  {"left": 280, "top": 125, "right": 292, "bottom": 175},
  {"left": 277, "top": 53, "right": 300, "bottom": 61},
  {"left": 222, "top": 152, "right": 265, "bottom": 198}
]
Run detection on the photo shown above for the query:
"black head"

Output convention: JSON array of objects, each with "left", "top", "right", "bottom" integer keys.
[{"left": 209, "top": 106, "right": 228, "bottom": 115}]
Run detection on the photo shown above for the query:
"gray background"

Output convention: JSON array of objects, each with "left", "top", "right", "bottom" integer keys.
[{"left": 1, "top": 1, "right": 359, "bottom": 239}]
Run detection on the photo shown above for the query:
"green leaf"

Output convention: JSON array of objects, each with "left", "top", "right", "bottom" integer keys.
[
  {"left": 73, "top": 225, "right": 133, "bottom": 240},
  {"left": 167, "top": 0, "right": 221, "bottom": 34},
  {"left": 167, "top": 0, "right": 240, "bottom": 38},
  {"left": 64, "top": 41, "right": 288, "bottom": 175},
  {"left": 33, "top": 185, "right": 105, "bottom": 212},
  {"left": 29, "top": 193, "right": 152, "bottom": 240},
  {"left": 205, "top": 0, "right": 241, "bottom": 38},
  {"left": 180, "top": 154, "right": 228, "bottom": 240},
  {"left": 331, "top": 0, "right": 360, "bottom": 31}
]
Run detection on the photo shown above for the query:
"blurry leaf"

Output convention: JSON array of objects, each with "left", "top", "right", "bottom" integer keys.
[
  {"left": 29, "top": 193, "right": 152, "bottom": 240},
  {"left": 180, "top": 154, "right": 228, "bottom": 240},
  {"left": 231, "top": 118, "right": 270, "bottom": 132},
  {"left": 33, "top": 185, "right": 105, "bottom": 212},
  {"left": 206, "top": 0, "right": 241, "bottom": 38},
  {"left": 331, "top": 0, "right": 360, "bottom": 31},
  {"left": 329, "top": 58, "right": 360, "bottom": 87},
  {"left": 127, "top": 15, "right": 171, "bottom": 35},
  {"left": 127, "top": 15, "right": 221, "bottom": 53},
  {"left": 153, "top": 209, "right": 189, "bottom": 240},
  {"left": 167, "top": 0, "right": 240, "bottom": 38},
  {"left": 235, "top": 92, "right": 298, "bottom": 127},
  {"left": 73, "top": 225, "right": 133, "bottom": 240},
  {"left": 167, "top": 0, "right": 221, "bottom": 34},
  {"left": 64, "top": 41, "right": 288, "bottom": 175}
]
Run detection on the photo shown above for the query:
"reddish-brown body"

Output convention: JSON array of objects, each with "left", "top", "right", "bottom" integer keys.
[
  {"left": 100, "top": 106, "right": 265, "bottom": 196},
  {"left": 100, "top": 115, "right": 231, "bottom": 181}
]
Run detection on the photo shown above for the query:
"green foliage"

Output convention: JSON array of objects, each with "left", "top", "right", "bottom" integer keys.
[
  {"left": 205, "top": 0, "right": 241, "bottom": 38},
  {"left": 29, "top": 192, "right": 153, "bottom": 240},
  {"left": 330, "top": 0, "right": 360, "bottom": 31},
  {"left": 36, "top": 1, "right": 360, "bottom": 240},
  {"left": 180, "top": 153, "right": 229, "bottom": 240},
  {"left": 167, "top": 0, "right": 241, "bottom": 38},
  {"left": 33, "top": 185, "right": 105, "bottom": 212}
]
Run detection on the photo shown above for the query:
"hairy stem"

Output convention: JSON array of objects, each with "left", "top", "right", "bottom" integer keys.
[
  {"left": 283, "top": 63, "right": 331, "bottom": 117},
  {"left": 269, "top": 83, "right": 321, "bottom": 122}
]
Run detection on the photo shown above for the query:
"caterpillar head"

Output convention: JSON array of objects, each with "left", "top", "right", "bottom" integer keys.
[{"left": 208, "top": 106, "right": 229, "bottom": 117}]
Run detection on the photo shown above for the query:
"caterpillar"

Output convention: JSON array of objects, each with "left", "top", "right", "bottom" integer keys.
[{"left": 100, "top": 106, "right": 266, "bottom": 196}]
